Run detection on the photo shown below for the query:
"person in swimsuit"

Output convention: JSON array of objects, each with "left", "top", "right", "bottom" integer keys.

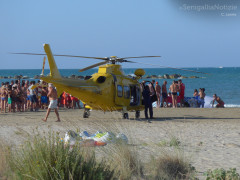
[
  {"left": 1, "top": 83, "right": 7, "bottom": 113},
  {"left": 15, "top": 85, "right": 23, "bottom": 112},
  {"left": 41, "top": 86, "right": 48, "bottom": 109},
  {"left": 169, "top": 81, "right": 179, "bottom": 108},
  {"left": 37, "top": 80, "right": 43, "bottom": 108},
  {"left": 0, "top": 82, "right": 3, "bottom": 106},
  {"left": 71, "top": 95, "right": 81, "bottom": 109},
  {"left": 28, "top": 81, "right": 38, "bottom": 111},
  {"left": 178, "top": 80, "right": 185, "bottom": 107},
  {"left": 42, "top": 83, "right": 60, "bottom": 122},
  {"left": 7, "top": 85, "right": 12, "bottom": 112},
  {"left": 11, "top": 85, "right": 18, "bottom": 112},
  {"left": 161, "top": 81, "right": 168, "bottom": 107},
  {"left": 21, "top": 82, "right": 28, "bottom": 112},
  {"left": 193, "top": 89, "right": 198, "bottom": 97},
  {"left": 155, "top": 82, "right": 161, "bottom": 108},
  {"left": 199, "top": 88, "right": 206, "bottom": 108},
  {"left": 212, "top": 94, "right": 224, "bottom": 108}
]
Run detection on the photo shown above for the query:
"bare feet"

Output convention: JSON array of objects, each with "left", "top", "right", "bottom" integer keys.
[
  {"left": 42, "top": 118, "right": 47, "bottom": 122},
  {"left": 56, "top": 120, "right": 61, "bottom": 122}
]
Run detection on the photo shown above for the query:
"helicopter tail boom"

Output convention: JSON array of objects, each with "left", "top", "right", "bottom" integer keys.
[{"left": 43, "top": 44, "right": 61, "bottom": 79}]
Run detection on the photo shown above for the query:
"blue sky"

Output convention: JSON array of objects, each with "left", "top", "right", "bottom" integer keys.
[{"left": 0, "top": 0, "right": 239, "bottom": 69}]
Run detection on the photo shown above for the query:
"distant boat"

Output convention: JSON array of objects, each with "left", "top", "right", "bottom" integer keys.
[{"left": 219, "top": 66, "right": 223, "bottom": 68}]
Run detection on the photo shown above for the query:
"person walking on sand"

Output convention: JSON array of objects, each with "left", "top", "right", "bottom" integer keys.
[{"left": 42, "top": 83, "right": 60, "bottom": 122}]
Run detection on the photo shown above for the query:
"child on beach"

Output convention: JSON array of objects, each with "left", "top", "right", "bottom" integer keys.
[{"left": 7, "top": 85, "right": 12, "bottom": 112}]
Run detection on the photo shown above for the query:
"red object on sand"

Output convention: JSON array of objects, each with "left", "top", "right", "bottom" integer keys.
[{"left": 94, "top": 141, "right": 107, "bottom": 146}]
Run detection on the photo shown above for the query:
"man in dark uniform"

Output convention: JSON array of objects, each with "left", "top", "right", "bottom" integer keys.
[{"left": 142, "top": 85, "right": 153, "bottom": 119}]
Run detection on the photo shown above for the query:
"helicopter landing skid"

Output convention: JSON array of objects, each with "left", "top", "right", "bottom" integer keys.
[
  {"left": 135, "top": 110, "right": 140, "bottom": 119},
  {"left": 122, "top": 107, "right": 129, "bottom": 119},
  {"left": 83, "top": 108, "right": 90, "bottom": 118}
]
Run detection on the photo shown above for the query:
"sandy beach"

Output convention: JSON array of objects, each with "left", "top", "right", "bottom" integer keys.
[{"left": 0, "top": 108, "right": 240, "bottom": 178}]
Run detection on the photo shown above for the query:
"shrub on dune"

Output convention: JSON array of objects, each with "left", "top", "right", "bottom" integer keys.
[
  {"left": 105, "top": 143, "right": 144, "bottom": 180},
  {"left": 148, "top": 150, "right": 196, "bottom": 180},
  {"left": 9, "top": 132, "right": 115, "bottom": 180},
  {"left": 0, "top": 142, "right": 10, "bottom": 179}
]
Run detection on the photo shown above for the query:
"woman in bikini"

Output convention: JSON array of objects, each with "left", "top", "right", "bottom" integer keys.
[{"left": 1, "top": 84, "right": 7, "bottom": 113}]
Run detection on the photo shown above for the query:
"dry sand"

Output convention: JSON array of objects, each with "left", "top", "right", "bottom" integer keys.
[{"left": 0, "top": 108, "right": 240, "bottom": 178}]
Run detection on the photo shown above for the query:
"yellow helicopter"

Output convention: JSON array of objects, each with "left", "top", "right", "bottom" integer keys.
[
  {"left": 13, "top": 44, "right": 207, "bottom": 118},
  {"left": 14, "top": 44, "right": 162, "bottom": 119}
]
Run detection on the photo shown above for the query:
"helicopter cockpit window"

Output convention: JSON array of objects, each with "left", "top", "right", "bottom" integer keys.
[
  {"left": 117, "top": 85, "right": 123, "bottom": 97},
  {"left": 124, "top": 86, "right": 130, "bottom": 99}
]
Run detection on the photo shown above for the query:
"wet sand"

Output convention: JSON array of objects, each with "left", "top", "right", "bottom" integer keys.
[{"left": 0, "top": 108, "right": 240, "bottom": 177}]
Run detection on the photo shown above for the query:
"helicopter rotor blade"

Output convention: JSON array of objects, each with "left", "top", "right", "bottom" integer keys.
[
  {"left": 120, "top": 56, "right": 161, "bottom": 59},
  {"left": 10, "top": 52, "right": 46, "bottom": 56},
  {"left": 11, "top": 53, "right": 161, "bottom": 61},
  {"left": 120, "top": 60, "right": 137, "bottom": 63},
  {"left": 10, "top": 52, "right": 109, "bottom": 60},
  {"left": 129, "top": 61, "right": 208, "bottom": 74},
  {"left": 79, "top": 61, "right": 109, "bottom": 72},
  {"left": 53, "top": 55, "right": 108, "bottom": 60}
]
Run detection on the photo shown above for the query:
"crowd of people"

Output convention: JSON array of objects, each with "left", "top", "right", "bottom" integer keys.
[
  {"left": 0, "top": 80, "right": 81, "bottom": 113},
  {"left": 141, "top": 79, "right": 225, "bottom": 119},
  {"left": 141, "top": 79, "right": 186, "bottom": 109},
  {"left": 1, "top": 79, "right": 225, "bottom": 119}
]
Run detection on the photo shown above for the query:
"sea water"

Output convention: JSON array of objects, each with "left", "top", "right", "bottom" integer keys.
[{"left": 0, "top": 67, "right": 239, "bottom": 107}]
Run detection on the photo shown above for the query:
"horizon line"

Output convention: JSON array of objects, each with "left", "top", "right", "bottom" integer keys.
[{"left": 0, "top": 66, "right": 239, "bottom": 70}]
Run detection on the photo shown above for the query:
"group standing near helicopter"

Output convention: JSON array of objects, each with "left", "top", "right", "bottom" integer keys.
[{"left": 8, "top": 43, "right": 210, "bottom": 119}]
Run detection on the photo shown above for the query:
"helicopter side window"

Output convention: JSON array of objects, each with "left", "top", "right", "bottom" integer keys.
[
  {"left": 124, "top": 86, "right": 130, "bottom": 99},
  {"left": 117, "top": 85, "right": 123, "bottom": 97},
  {"left": 97, "top": 76, "right": 106, "bottom": 83}
]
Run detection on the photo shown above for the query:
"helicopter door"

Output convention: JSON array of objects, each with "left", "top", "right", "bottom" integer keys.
[{"left": 130, "top": 85, "right": 140, "bottom": 106}]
